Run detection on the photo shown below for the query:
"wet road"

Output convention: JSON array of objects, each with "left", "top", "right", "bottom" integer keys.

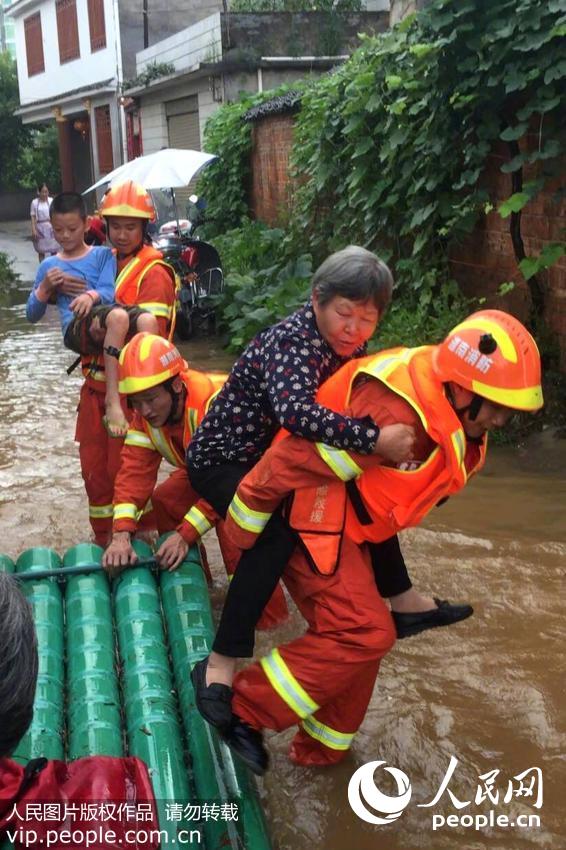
[{"left": 0, "top": 221, "right": 564, "bottom": 850}]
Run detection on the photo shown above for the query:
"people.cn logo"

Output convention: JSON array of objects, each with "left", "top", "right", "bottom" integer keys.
[{"left": 348, "top": 760, "right": 412, "bottom": 825}]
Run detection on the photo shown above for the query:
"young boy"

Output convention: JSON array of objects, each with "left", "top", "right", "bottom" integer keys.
[{"left": 26, "top": 192, "right": 158, "bottom": 436}]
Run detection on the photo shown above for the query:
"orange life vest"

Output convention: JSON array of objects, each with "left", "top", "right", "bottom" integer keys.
[
  {"left": 289, "top": 346, "right": 487, "bottom": 575},
  {"left": 114, "top": 245, "right": 176, "bottom": 311},
  {"left": 81, "top": 246, "right": 178, "bottom": 388},
  {"left": 137, "top": 369, "right": 226, "bottom": 467}
]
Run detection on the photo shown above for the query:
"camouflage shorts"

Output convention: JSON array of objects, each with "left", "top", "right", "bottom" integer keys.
[{"left": 63, "top": 304, "right": 149, "bottom": 355}]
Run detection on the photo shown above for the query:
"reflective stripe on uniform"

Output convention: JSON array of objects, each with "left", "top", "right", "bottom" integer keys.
[
  {"left": 186, "top": 407, "right": 199, "bottom": 438},
  {"left": 451, "top": 429, "right": 466, "bottom": 468},
  {"left": 315, "top": 444, "right": 363, "bottom": 481},
  {"left": 124, "top": 429, "right": 156, "bottom": 450},
  {"left": 184, "top": 505, "right": 213, "bottom": 537},
  {"left": 138, "top": 301, "right": 173, "bottom": 320},
  {"left": 113, "top": 502, "right": 139, "bottom": 522},
  {"left": 146, "top": 424, "right": 183, "bottom": 467},
  {"left": 301, "top": 716, "right": 355, "bottom": 751},
  {"left": 260, "top": 648, "right": 320, "bottom": 719},
  {"left": 228, "top": 493, "right": 271, "bottom": 535},
  {"left": 89, "top": 503, "right": 114, "bottom": 519}
]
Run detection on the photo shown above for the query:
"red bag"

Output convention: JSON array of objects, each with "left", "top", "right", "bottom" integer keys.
[{"left": 0, "top": 756, "right": 159, "bottom": 849}]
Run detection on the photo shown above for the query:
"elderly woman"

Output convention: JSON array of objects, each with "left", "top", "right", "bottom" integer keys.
[
  {"left": 0, "top": 572, "right": 38, "bottom": 760},
  {"left": 30, "top": 184, "right": 59, "bottom": 262}
]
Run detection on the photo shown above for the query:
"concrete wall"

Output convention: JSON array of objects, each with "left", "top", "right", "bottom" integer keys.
[
  {"left": 0, "top": 191, "right": 34, "bottom": 221},
  {"left": 389, "top": 0, "right": 431, "bottom": 26},
  {"left": 119, "top": 0, "right": 223, "bottom": 79},
  {"left": 222, "top": 11, "right": 389, "bottom": 57},
  {"left": 13, "top": 0, "right": 120, "bottom": 105},
  {"left": 135, "top": 13, "right": 222, "bottom": 77}
]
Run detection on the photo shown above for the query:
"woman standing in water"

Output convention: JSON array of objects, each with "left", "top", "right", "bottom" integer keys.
[{"left": 30, "top": 183, "right": 59, "bottom": 261}]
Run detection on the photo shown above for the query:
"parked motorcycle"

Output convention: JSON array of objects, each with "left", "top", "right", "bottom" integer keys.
[{"left": 153, "top": 197, "right": 224, "bottom": 340}]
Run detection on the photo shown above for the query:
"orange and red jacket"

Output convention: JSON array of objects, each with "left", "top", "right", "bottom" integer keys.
[
  {"left": 225, "top": 346, "right": 487, "bottom": 575},
  {"left": 82, "top": 246, "right": 178, "bottom": 390},
  {"left": 113, "top": 369, "right": 226, "bottom": 544}
]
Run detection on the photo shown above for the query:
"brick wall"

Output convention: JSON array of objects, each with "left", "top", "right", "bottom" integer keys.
[
  {"left": 449, "top": 137, "right": 566, "bottom": 370},
  {"left": 250, "top": 114, "right": 296, "bottom": 226},
  {"left": 250, "top": 113, "right": 566, "bottom": 370}
]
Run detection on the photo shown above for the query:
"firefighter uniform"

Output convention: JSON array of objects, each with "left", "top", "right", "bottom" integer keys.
[
  {"left": 226, "top": 312, "right": 543, "bottom": 766},
  {"left": 113, "top": 339, "right": 288, "bottom": 629},
  {"left": 77, "top": 183, "right": 178, "bottom": 545}
]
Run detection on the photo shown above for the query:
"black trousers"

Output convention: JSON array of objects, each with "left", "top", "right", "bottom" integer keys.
[{"left": 187, "top": 459, "right": 412, "bottom": 658}]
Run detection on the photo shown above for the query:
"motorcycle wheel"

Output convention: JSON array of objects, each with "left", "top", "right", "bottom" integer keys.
[{"left": 175, "top": 306, "right": 193, "bottom": 340}]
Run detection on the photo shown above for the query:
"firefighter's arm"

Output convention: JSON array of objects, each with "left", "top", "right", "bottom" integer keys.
[
  {"left": 224, "top": 436, "right": 370, "bottom": 549},
  {"left": 111, "top": 422, "right": 162, "bottom": 535},
  {"left": 176, "top": 497, "right": 220, "bottom": 545},
  {"left": 225, "top": 382, "right": 422, "bottom": 550},
  {"left": 137, "top": 265, "right": 177, "bottom": 337},
  {"left": 155, "top": 498, "right": 220, "bottom": 572}
]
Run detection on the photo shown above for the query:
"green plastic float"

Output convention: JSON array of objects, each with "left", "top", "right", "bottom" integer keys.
[{"left": 3, "top": 541, "right": 273, "bottom": 850}]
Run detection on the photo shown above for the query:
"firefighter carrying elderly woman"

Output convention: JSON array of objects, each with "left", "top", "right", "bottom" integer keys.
[
  {"left": 199, "top": 309, "right": 543, "bottom": 775},
  {"left": 184, "top": 246, "right": 473, "bottom": 734}
]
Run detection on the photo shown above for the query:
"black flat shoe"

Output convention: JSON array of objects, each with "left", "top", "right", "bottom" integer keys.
[
  {"left": 392, "top": 597, "right": 474, "bottom": 639},
  {"left": 190, "top": 657, "right": 233, "bottom": 731},
  {"left": 222, "top": 717, "right": 269, "bottom": 776}
]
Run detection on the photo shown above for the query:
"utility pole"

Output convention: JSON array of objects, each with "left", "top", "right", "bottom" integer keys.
[{"left": 143, "top": 0, "right": 148, "bottom": 49}]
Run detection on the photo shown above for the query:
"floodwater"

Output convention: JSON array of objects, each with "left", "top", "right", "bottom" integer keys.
[{"left": 0, "top": 222, "right": 564, "bottom": 850}]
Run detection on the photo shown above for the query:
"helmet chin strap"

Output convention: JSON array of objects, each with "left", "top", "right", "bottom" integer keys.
[
  {"left": 445, "top": 383, "right": 484, "bottom": 423},
  {"left": 165, "top": 383, "right": 186, "bottom": 427}
]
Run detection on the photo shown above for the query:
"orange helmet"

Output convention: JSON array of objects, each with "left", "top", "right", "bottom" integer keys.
[
  {"left": 99, "top": 180, "right": 156, "bottom": 220},
  {"left": 119, "top": 333, "right": 187, "bottom": 395},
  {"left": 433, "top": 309, "right": 543, "bottom": 412}
]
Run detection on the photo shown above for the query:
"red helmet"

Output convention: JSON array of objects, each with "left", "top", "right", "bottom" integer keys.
[
  {"left": 99, "top": 181, "right": 156, "bottom": 220},
  {"left": 118, "top": 333, "right": 187, "bottom": 395},
  {"left": 433, "top": 310, "right": 543, "bottom": 412}
]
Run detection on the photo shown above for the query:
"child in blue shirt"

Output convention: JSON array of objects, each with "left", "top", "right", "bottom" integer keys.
[{"left": 26, "top": 192, "right": 157, "bottom": 435}]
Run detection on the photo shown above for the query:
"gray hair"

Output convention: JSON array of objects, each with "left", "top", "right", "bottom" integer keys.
[
  {"left": 311, "top": 246, "right": 394, "bottom": 314},
  {"left": 0, "top": 573, "right": 38, "bottom": 757}
]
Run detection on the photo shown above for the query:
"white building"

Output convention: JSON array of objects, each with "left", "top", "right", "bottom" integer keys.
[{"left": 7, "top": 0, "right": 221, "bottom": 192}]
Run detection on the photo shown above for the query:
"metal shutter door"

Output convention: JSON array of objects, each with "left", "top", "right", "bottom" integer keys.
[{"left": 166, "top": 97, "right": 200, "bottom": 213}]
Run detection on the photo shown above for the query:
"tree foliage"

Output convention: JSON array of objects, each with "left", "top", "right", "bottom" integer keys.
[
  {"left": 230, "top": 0, "right": 362, "bottom": 11},
  {"left": 0, "top": 53, "right": 31, "bottom": 190},
  {"left": 0, "top": 54, "right": 61, "bottom": 191}
]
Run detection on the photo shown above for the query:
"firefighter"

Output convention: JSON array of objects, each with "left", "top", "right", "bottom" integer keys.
[
  {"left": 78, "top": 183, "right": 178, "bottom": 547},
  {"left": 220, "top": 310, "right": 543, "bottom": 774},
  {"left": 101, "top": 333, "right": 289, "bottom": 628}
]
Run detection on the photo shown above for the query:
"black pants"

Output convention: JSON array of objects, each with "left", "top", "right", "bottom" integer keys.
[{"left": 187, "top": 459, "right": 412, "bottom": 658}]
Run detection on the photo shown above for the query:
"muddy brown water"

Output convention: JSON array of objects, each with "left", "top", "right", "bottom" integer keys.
[{"left": 0, "top": 238, "right": 564, "bottom": 849}]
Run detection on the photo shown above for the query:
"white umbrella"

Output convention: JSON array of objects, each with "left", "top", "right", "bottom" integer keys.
[{"left": 83, "top": 148, "right": 217, "bottom": 193}]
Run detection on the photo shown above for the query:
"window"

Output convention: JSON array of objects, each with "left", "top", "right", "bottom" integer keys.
[
  {"left": 87, "top": 0, "right": 106, "bottom": 52},
  {"left": 95, "top": 105, "right": 114, "bottom": 174},
  {"left": 56, "top": 0, "right": 80, "bottom": 64},
  {"left": 24, "top": 13, "right": 45, "bottom": 76}
]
